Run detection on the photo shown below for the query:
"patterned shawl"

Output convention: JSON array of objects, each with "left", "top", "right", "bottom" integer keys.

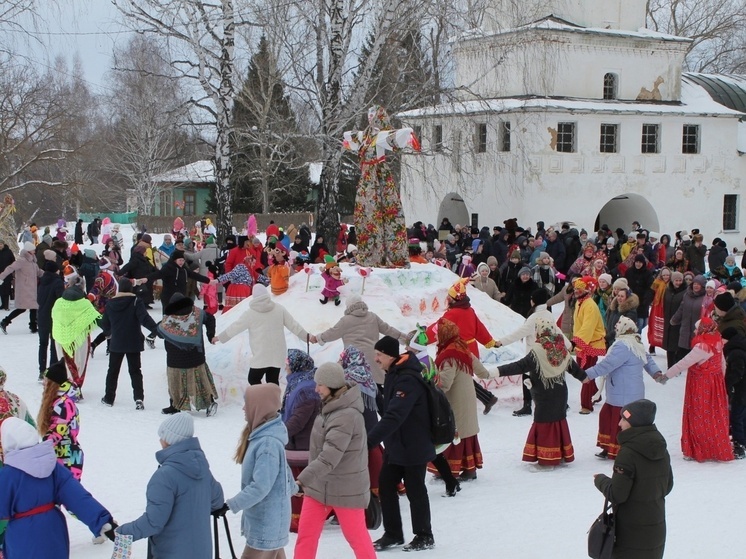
[
  {"left": 531, "top": 317, "right": 571, "bottom": 388},
  {"left": 340, "top": 346, "right": 377, "bottom": 412},
  {"left": 281, "top": 349, "right": 318, "bottom": 422},
  {"left": 158, "top": 307, "right": 205, "bottom": 352},
  {"left": 692, "top": 316, "right": 722, "bottom": 353},
  {"left": 612, "top": 316, "right": 647, "bottom": 362},
  {"left": 435, "top": 318, "right": 474, "bottom": 375}
]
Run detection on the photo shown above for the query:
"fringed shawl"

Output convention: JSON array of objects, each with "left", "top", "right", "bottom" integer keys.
[{"left": 51, "top": 294, "right": 100, "bottom": 356}]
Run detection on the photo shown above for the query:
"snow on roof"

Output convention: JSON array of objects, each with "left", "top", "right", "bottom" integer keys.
[
  {"left": 461, "top": 15, "right": 691, "bottom": 44},
  {"left": 309, "top": 162, "right": 322, "bottom": 185},
  {"left": 152, "top": 160, "right": 216, "bottom": 184},
  {"left": 397, "top": 81, "right": 746, "bottom": 120}
]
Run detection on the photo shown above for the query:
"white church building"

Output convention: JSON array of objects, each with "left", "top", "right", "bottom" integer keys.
[{"left": 398, "top": 0, "right": 746, "bottom": 244}]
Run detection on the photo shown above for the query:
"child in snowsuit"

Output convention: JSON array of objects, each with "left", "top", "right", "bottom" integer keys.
[
  {"left": 320, "top": 257, "right": 347, "bottom": 306},
  {"left": 200, "top": 261, "right": 220, "bottom": 315}
]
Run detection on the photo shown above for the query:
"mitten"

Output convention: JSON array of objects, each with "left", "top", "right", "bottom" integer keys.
[{"left": 105, "top": 521, "right": 119, "bottom": 542}]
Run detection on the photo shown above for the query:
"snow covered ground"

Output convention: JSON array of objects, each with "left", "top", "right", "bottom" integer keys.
[{"left": 1, "top": 224, "right": 737, "bottom": 557}]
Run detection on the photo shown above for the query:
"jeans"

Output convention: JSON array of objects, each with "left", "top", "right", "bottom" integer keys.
[
  {"left": 294, "top": 496, "right": 375, "bottom": 559},
  {"left": 38, "top": 326, "right": 58, "bottom": 373},
  {"left": 379, "top": 459, "right": 431, "bottom": 539},
  {"left": 104, "top": 352, "right": 144, "bottom": 403},
  {"left": 637, "top": 317, "right": 648, "bottom": 334},
  {"left": 248, "top": 366, "right": 280, "bottom": 385},
  {"left": 731, "top": 403, "right": 746, "bottom": 446}
]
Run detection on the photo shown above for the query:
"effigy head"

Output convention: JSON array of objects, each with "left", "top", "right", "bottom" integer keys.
[{"left": 367, "top": 105, "right": 392, "bottom": 131}]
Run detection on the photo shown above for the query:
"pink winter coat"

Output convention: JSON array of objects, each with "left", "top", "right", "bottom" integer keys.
[{"left": 0, "top": 248, "right": 42, "bottom": 309}]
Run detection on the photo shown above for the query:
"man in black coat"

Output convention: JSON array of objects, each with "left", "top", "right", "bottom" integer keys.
[
  {"left": 545, "top": 229, "right": 566, "bottom": 274},
  {"left": 722, "top": 327, "right": 746, "bottom": 459},
  {"left": 119, "top": 246, "right": 157, "bottom": 306},
  {"left": 146, "top": 250, "right": 214, "bottom": 314},
  {"left": 368, "top": 336, "right": 435, "bottom": 553},
  {"left": 37, "top": 261, "right": 64, "bottom": 377},
  {"left": 594, "top": 399, "right": 673, "bottom": 559},
  {"left": 100, "top": 279, "right": 158, "bottom": 409},
  {"left": 0, "top": 239, "right": 15, "bottom": 310}
]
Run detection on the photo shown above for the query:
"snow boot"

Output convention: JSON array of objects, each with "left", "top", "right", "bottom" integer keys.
[
  {"left": 403, "top": 534, "right": 435, "bottom": 552},
  {"left": 319, "top": 296, "right": 328, "bottom": 304},
  {"left": 162, "top": 405, "right": 179, "bottom": 415},
  {"left": 135, "top": 400, "right": 145, "bottom": 411},
  {"left": 0, "top": 320, "right": 7, "bottom": 335},
  {"left": 483, "top": 395, "right": 498, "bottom": 415},
  {"left": 734, "top": 442, "right": 746, "bottom": 460},
  {"left": 513, "top": 403, "right": 531, "bottom": 417}
]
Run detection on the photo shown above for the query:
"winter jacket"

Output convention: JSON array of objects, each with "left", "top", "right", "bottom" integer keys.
[
  {"left": 548, "top": 286, "right": 576, "bottom": 338},
  {"left": 74, "top": 221, "right": 84, "bottom": 245},
  {"left": 118, "top": 437, "right": 224, "bottom": 559},
  {"left": 367, "top": 352, "right": 436, "bottom": 466},
  {"left": 499, "top": 260, "right": 522, "bottom": 301},
  {"left": 685, "top": 243, "right": 707, "bottom": 275},
  {"left": 42, "top": 381, "right": 83, "bottom": 478},
  {"left": 604, "top": 293, "right": 640, "bottom": 347},
  {"left": 0, "top": 248, "right": 42, "bottom": 309},
  {"left": 218, "top": 289, "right": 309, "bottom": 369},
  {"left": 585, "top": 341, "right": 661, "bottom": 406},
  {"left": 226, "top": 415, "right": 297, "bottom": 551},
  {"left": 37, "top": 267, "right": 64, "bottom": 331},
  {"left": 298, "top": 385, "right": 370, "bottom": 509},
  {"left": 471, "top": 274, "right": 502, "bottom": 301},
  {"left": 625, "top": 266, "right": 654, "bottom": 319},
  {"left": 507, "top": 277, "right": 539, "bottom": 318},
  {"left": 670, "top": 286, "right": 705, "bottom": 350},
  {"left": 0, "top": 244, "right": 14, "bottom": 278},
  {"left": 268, "top": 262, "right": 290, "bottom": 295},
  {"left": 594, "top": 425, "right": 674, "bottom": 559},
  {"left": 724, "top": 333, "right": 746, "bottom": 407},
  {"left": 707, "top": 243, "right": 728, "bottom": 272},
  {"left": 148, "top": 258, "right": 210, "bottom": 312},
  {"left": 192, "top": 242, "right": 220, "bottom": 277},
  {"left": 661, "top": 283, "right": 687, "bottom": 352},
  {"left": 100, "top": 293, "right": 158, "bottom": 354},
  {"left": 716, "top": 304, "right": 746, "bottom": 338},
  {"left": 572, "top": 295, "right": 606, "bottom": 356},
  {"left": 498, "top": 353, "right": 586, "bottom": 423},
  {"left": 0, "top": 441, "right": 112, "bottom": 559},
  {"left": 531, "top": 264, "right": 556, "bottom": 295},
  {"left": 285, "top": 396, "right": 320, "bottom": 451},
  {"left": 438, "top": 355, "right": 491, "bottom": 438},
  {"left": 119, "top": 250, "right": 156, "bottom": 280},
  {"left": 545, "top": 237, "right": 566, "bottom": 272},
  {"left": 316, "top": 299, "right": 407, "bottom": 384}
]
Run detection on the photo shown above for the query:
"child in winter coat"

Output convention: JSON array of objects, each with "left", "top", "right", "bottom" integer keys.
[
  {"left": 37, "top": 360, "right": 84, "bottom": 480},
  {"left": 320, "top": 257, "right": 347, "bottom": 306},
  {"left": 200, "top": 261, "right": 220, "bottom": 315},
  {"left": 457, "top": 253, "right": 475, "bottom": 277},
  {"left": 267, "top": 246, "right": 292, "bottom": 296}
]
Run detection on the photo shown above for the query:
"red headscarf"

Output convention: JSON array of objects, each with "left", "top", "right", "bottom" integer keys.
[{"left": 435, "top": 318, "right": 474, "bottom": 375}]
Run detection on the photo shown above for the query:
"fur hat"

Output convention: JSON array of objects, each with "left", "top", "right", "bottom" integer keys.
[
  {"left": 621, "top": 399, "right": 657, "bottom": 427},
  {"left": 314, "top": 362, "right": 346, "bottom": 389},
  {"left": 158, "top": 413, "right": 194, "bottom": 445},
  {"left": 45, "top": 360, "right": 68, "bottom": 385},
  {"left": 714, "top": 292, "right": 736, "bottom": 312},
  {"left": 374, "top": 336, "right": 400, "bottom": 359}
]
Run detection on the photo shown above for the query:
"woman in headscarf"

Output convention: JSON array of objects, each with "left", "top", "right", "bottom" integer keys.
[
  {"left": 495, "top": 318, "right": 587, "bottom": 469},
  {"left": 430, "top": 318, "right": 493, "bottom": 483},
  {"left": 664, "top": 317, "right": 734, "bottom": 462},
  {"left": 647, "top": 267, "right": 671, "bottom": 353},
  {"left": 216, "top": 254, "right": 259, "bottom": 312},
  {"left": 281, "top": 349, "right": 320, "bottom": 533},
  {"left": 700, "top": 279, "right": 721, "bottom": 320},
  {"left": 584, "top": 317, "right": 666, "bottom": 460}
]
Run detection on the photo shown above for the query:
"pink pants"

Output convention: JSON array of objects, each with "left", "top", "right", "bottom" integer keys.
[{"left": 293, "top": 496, "right": 376, "bottom": 559}]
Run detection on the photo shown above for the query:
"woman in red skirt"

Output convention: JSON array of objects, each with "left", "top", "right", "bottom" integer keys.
[
  {"left": 664, "top": 316, "right": 734, "bottom": 462},
  {"left": 647, "top": 267, "right": 670, "bottom": 352},
  {"left": 495, "top": 317, "right": 588, "bottom": 469},
  {"left": 216, "top": 255, "right": 258, "bottom": 312}
]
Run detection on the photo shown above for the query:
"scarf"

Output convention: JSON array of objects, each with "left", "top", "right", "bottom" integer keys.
[
  {"left": 158, "top": 307, "right": 205, "bottom": 352},
  {"left": 651, "top": 275, "right": 668, "bottom": 306},
  {"left": 613, "top": 333, "right": 648, "bottom": 362},
  {"left": 340, "top": 346, "right": 377, "bottom": 412},
  {"left": 692, "top": 317, "right": 722, "bottom": 353},
  {"left": 51, "top": 296, "right": 101, "bottom": 356},
  {"left": 435, "top": 318, "right": 474, "bottom": 375},
  {"left": 531, "top": 318, "right": 571, "bottom": 388}
]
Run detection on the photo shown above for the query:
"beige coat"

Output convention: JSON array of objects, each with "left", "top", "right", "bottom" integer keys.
[
  {"left": 438, "top": 356, "right": 491, "bottom": 439},
  {"left": 0, "top": 249, "right": 42, "bottom": 309},
  {"left": 297, "top": 384, "right": 370, "bottom": 509}
]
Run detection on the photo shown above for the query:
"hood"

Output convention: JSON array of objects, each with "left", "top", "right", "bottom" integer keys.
[
  {"left": 322, "top": 384, "right": 364, "bottom": 415},
  {"left": 617, "top": 425, "right": 669, "bottom": 461},
  {"left": 249, "top": 291, "right": 275, "bottom": 313},
  {"left": 391, "top": 351, "right": 425, "bottom": 375},
  {"left": 686, "top": 286, "right": 705, "bottom": 299},
  {"left": 61, "top": 285, "right": 86, "bottom": 301},
  {"left": 345, "top": 300, "right": 369, "bottom": 316},
  {"left": 3, "top": 440, "right": 58, "bottom": 478},
  {"left": 609, "top": 293, "right": 640, "bottom": 314},
  {"left": 155, "top": 437, "right": 209, "bottom": 480},
  {"left": 21, "top": 249, "right": 36, "bottom": 262},
  {"left": 248, "top": 415, "right": 288, "bottom": 446}
]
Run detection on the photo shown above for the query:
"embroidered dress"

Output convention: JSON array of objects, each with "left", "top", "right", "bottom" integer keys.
[
  {"left": 42, "top": 381, "right": 83, "bottom": 480},
  {"left": 343, "top": 106, "right": 419, "bottom": 268},
  {"left": 217, "top": 264, "right": 254, "bottom": 312},
  {"left": 648, "top": 277, "right": 668, "bottom": 347}
]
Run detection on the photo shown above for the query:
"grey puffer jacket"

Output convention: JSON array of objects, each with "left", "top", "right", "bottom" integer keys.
[{"left": 297, "top": 384, "right": 369, "bottom": 509}]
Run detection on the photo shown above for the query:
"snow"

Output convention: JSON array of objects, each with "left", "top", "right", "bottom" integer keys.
[
  {"left": 1, "top": 225, "right": 740, "bottom": 557},
  {"left": 151, "top": 160, "right": 216, "bottom": 184}
]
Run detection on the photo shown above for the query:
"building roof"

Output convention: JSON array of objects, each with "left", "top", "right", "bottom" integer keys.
[
  {"left": 152, "top": 160, "right": 216, "bottom": 184},
  {"left": 682, "top": 73, "right": 746, "bottom": 114},
  {"left": 397, "top": 78, "right": 746, "bottom": 120}
]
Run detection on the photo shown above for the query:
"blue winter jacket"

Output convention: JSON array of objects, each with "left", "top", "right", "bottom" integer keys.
[
  {"left": 117, "top": 437, "right": 224, "bottom": 559},
  {"left": 0, "top": 440, "right": 112, "bottom": 559},
  {"left": 226, "top": 415, "right": 297, "bottom": 551},
  {"left": 585, "top": 341, "right": 661, "bottom": 407}
]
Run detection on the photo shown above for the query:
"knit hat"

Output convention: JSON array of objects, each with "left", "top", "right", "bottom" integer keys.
[
  {"left": 714, "top": 292, "right": 736, "bottom": 312},
  {"left": 446, "top": 234, "right": 455, "bottom": 243},
  {"left": 606, "top": 238, "right": 615, "bottom": 247},
  {"left": 531, "top": 288, "right": 550, "bottom": 306},
  {"left": 118, "top": 278, "right": 134, "bottom": 293},
  {"left": 573, "top": 275, "right": 597, "bottom": 292},
  {"left": 692, "top": 275, "right": 707, "bottom": 288},
  {"left": 374, "top": 336, "right": 400, "bottom": 359},
  {"left": 171, "top": 249, "right": 185, "bottom": 261},
  {"left": 538, "top": 251, "right": 550, "bottom": 262},
  {"left": 314, "top": 362, "right": 346, "bottom": 389},
  {"left": 477, "top": 262, "right": 489, "bottom": 274},
  {"left": 487, "top": 256, "right": 498, "bottom": 266},
  {"left": 141, "top": 234, "right": 152, "bottom": 244},
  {"left": 448, "top": 278, "right": 469, "bottom": 300},
  {"left": 598, "top": 273, "right": 612, "bottom": 286},
  {"left": 634, "top": 254, "right": 647, "bottom": 264},
  {"left": 1, "top": 417, "right": 39, "bottom": 453},
  {"left": 23, "top": 241, "right": 35, "bottom": 253},
  {"left": 705, "top": 280, "right": 717, "bottom": 290},
  {"left": 671, "top": 271, "right": 684, "bottom": 282},
  {"left": 518, "top": 266, "right": 532, "bottom": 276},
  {"left": 252, "top": 284, "right": 269, "bottom": 300},
  {"left": 621, "top": 399, "right": 657, "bottom": 427},
  {"left": 408, "top": 238, "right": 422, "bottom": 249},
  {"left": 510, "top": 250, "right": 521, "bottom": 260},
  {"left": 681, "top": 234, "right": 691, "bottom": 242},
  {"left": 613, "top": 277, "right": 629, "bottom": 291},
  {"left": 43, "top": 249, "right": 56, "bottom": 262},
  {"left": 158, "top": 413, "right": 194, "bottom": 445},
  {"left": 727, "top": 281, "right": 742, "bottom": 293},
  {"left": 45, "top": 360, "right": 68, "bottom": 385}
]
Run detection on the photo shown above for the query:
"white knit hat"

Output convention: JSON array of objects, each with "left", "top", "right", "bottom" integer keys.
[
  {"left": 705, "top": 280, "right": 717, "bottom": 290},
  {"left": 158, "top": 413, "right": 194, "bottom": 445},
  {"left": 314, "top": 362, "right": 346, "bottom": 389},
  {"left": 23, "top": 241, "right": 35, "bottom": 253},
  {"left": 1, "top": 417, "right": 39, "bottom": 453}
]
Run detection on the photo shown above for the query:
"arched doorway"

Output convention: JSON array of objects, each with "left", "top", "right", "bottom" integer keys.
[
  {"left": 595, "top": 194, "right": 660, "bottom": 235},
  {"left": 437, "top": 193, "right": 469, "bottom": 228}
]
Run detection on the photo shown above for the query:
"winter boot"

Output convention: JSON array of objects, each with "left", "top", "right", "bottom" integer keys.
[
  {"left": 135, "top": 400, "right": 145, "bottom": 410},
  {"left": 334, "top": 297, "right": 341, "bottom": 306},
  {"left": 373, "top": 534, "right": 405, "bottom": 551},
  {"left": 319, "top": 296, "right": 328, "bottom": 304},
  {"left": 403, "top": 534, "right": 435, "bottom": 552},
  {"left": 734, "top": 442, "right": 746, "bottom": 460},
  {"left": 0, "top": 319, "right": 7, "bottom": 334},
  {"left": 513, "top": 403, "right": 532, "bottom": 417},
  {"left": 161, "top": 405, "right": 179, "bottom": 415},
  {"left": 483, "top": 395, "right": 498, "bottom": 415}
]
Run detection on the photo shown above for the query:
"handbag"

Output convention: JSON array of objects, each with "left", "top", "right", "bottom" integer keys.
[
  {"left": 365, "top": 492, "right": 382, "bottom": 530},
  {"left": 587, "top": 498, "right": 615, "bottom": 559}
]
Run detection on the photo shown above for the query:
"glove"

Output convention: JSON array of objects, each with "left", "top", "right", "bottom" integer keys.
[
  {"left": 146, "top": 333, "right": 156, "bottom": 349},
  {"left": 211, "top": 503, "right": 230, "bottom": 518},
  {"left": 653, "top": 372, "right": 668, "bottom": 385},
  {"left": 93, "top": 521, "right": 117, "bottom": 544},
  {"left": 105, "top": 521, "right": 118, "bottom": 542}
]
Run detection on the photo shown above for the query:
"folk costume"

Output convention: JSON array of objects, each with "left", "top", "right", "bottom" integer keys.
[
  {"left": 343, "top": 106, "right": 420, "bottom": 268},
  {"left": 647, "top": 269, "right": 670, "bottom": 348},
  {"left": 571, "top": 276, "right": 606, "bottom": 413}
]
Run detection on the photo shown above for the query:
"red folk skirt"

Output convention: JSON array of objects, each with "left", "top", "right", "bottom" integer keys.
[
  {"left": 522, "top": 419, "right": 575, "bottom": 465},
  {"left": 648, "top": 301, "right": 665, "bottom": 347},
  {"left": 597, "top": 403, "right": 623, "bottom": 458},
  {"left": 427, "top": 435, "right": 483, "bottom": 476},
  {"left": 223, "top": 283, "right": 252, "bottom": 312}
]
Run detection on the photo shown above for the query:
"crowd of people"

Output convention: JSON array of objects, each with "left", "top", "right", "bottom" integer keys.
[{"left": 0, "top": 214, "right": 744, "bottom": 559}]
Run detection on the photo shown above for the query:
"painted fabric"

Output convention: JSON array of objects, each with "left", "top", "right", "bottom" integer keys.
[
  {"left": 158, "top": 307, "right": 205, "bottom": 352},
  {"left": 339, "top": 345, "right": 377, "bottom": 411},
  {"left": 43, "top": 381, "right": 83, "bottom": 480}
]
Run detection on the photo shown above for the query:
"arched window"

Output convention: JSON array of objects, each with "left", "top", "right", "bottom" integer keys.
[{"left": 603, "top": 73, "right": 618, "bottom": 100}]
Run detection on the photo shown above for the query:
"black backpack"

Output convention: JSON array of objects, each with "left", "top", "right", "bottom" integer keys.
[{"left": 403, "top": 370, "right": 456, "bottom": 446}]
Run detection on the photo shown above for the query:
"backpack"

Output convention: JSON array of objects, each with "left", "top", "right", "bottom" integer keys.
[{"left": 403, "top": 369, "right": 456, "bottom": 446}]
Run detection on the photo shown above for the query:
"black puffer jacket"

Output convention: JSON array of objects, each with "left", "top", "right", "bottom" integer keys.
[
  {"left": 148, "top": 258, "right": 210, "bottom": 312},
  {"left": 498, "top": 353, "right": 586, "bottom": 422},
  {"left": 366, "top": 352, "right": 436, "bottom": 467},
  {"left": 37, "top": 264, "right": 64, "bottom": 330},
  {"left": 724, "top": 333, "right": 746, "bottom": 407},
  {"left": 624, "top": 265, "right": 654, "bottom": 319},
  {"left": 100, "top": 293, "right": 158, "bottom": 353},
  {"left": 119, "top": 251, "right": 155, "bottom": 280},
  {"left": 507, "top": 277, "right": 538, "bottom": 318},
  {"left": 594, "top": 425, "right": 674, "bottom": 559},
  {"left": 661, "top": 283, "right": 687, "bottom": 352}
]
